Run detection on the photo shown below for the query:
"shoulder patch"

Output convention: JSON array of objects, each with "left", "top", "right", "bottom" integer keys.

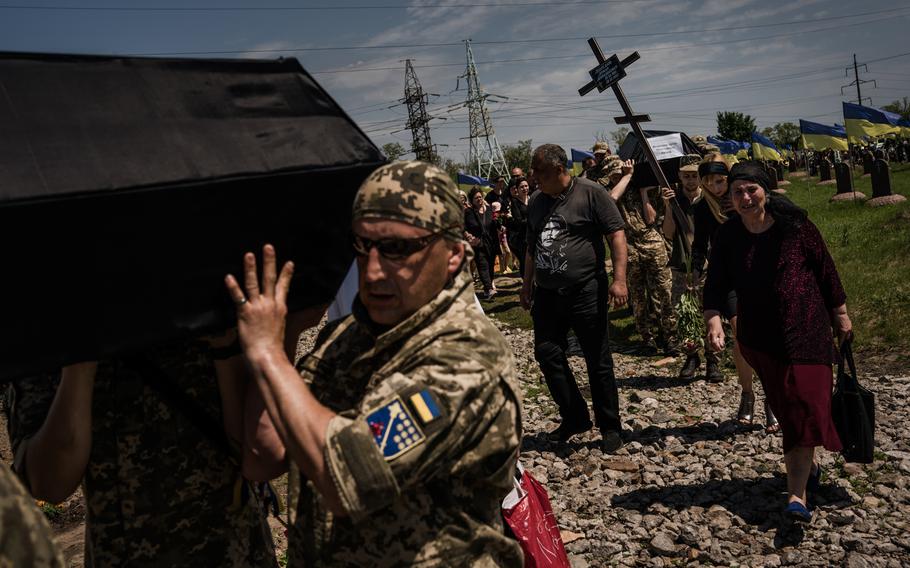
[
  {"left": 366, "top": 396, "right": 425, "bottom": 461},
  {"left": 406, "top": 389, "right": 443, "bottom": 425}
]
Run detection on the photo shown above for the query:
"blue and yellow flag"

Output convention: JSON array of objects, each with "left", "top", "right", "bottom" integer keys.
[
  {"left": 706, "top": 136, "right": 740, "bottom": 156},
  {"left": 456, "top": 172, "right": 491, "bottom": 193},
  {"left": 842, "top": 102, "right": 901, "bottom": 143},
  {"left": 571, "top": 148, "right": 594, "bottom": 176},
  {"left": 799, "top": 119, "right": 849, "bottom": 151},
  {"left": 900, "top": 118, "right": 910, "bottom": 138},
  {"left": 750, "top": 132, "right": 782, "bottom": 161}
]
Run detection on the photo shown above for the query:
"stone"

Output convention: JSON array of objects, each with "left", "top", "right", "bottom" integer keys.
[
  {"left": 561, "top": 530, "right": 585, "bottom": 544},
  {"left": 603, "top": 458, "right": 639, "bottom": 473},
  {"left": 828, "top": 510, "right": 856, "bottom": 525},
  {"left": 831, "top": 162, "right": 867, "bottom": 202},
  {"left": 648, "top": 532, "right": 679, "bottom": 557},
  {"left": 819, "top": 158, "right": 833, "bottom": 182},
  {"left": 844, "top": 552, "right": 870, "bottom": 568},
  {"left": 569, "top": 554, "right": 589, "bottom": 568},
  {"left": 871, "top": 158, "right": 892, "bottom": 197}
]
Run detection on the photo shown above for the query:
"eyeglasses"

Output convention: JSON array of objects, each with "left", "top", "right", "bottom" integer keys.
[{"left": 352, "top": 227, "right": 452, "bottom": 261}]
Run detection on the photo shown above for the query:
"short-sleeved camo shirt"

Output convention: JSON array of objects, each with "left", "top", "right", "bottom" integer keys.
[
  {"left": 287, "top": 266, "right": 524, "bottom": 567},
  {"left": 5, "top": 342, "right": 277, "bottom": 568}
]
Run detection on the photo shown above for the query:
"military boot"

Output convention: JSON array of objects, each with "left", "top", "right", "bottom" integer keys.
[
  {"left": 705, "top": 358, "right": 724, "bottom": 383},
  {"left": 678, "top": 353, "right": 700, "bottom": 379}
]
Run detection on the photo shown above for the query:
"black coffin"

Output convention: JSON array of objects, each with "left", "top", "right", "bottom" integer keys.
[
  {"left": 0, "top": 52, "right": 385, "bottom": 379},
  {"left": 618, "top": 130, "right": 702, "bottom": 188}
]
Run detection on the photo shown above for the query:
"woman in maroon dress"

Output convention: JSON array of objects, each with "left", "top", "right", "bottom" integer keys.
[{"left": 703, "top": 162, "right": 852, "bottom": 522}]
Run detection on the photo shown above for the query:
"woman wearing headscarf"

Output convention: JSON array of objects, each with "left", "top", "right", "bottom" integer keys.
[
  {"left": 704, "top": 162, "right": 850, "bottom": 521},
  {"left": 692, "top": 154, "right": 777, "bottom": 433}
]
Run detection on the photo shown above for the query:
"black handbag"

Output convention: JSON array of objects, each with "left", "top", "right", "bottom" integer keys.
[{"left": 831, "top": 340, "right": 875, "bottom": 463}]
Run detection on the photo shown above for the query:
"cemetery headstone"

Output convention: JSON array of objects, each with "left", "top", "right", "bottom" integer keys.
[
  {"left": 866, "top": 158, "right": 906, "bottom": 206},
  {"left": 808, "top": 158, "right": 818, "bottom": 177},
  {"left": 765, "top": 164, "right": 779, "bottom": 191},
  {"left": 788, "top": 158, "right": 798, "bottom": 173},
  {"left": 774, "top": 161, "right": 784, "bottom": 182},
  {"left": 862, "top": 152, "right": 874, "bottom": 177},
  {"left": 871, "top": 159, "right": 892, "bottom": 198},
  {"left": 829, "top": 162, "right": 866, "bottom": 202},
  {"left": 818, "top": 159, "right": 835, "bottom": 185}
]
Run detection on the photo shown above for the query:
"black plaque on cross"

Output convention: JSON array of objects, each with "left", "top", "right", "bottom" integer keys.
[{"left": 579, "top": 38, "right": 693, "bottom": 253}]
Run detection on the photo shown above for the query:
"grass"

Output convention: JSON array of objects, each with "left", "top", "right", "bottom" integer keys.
[
  {"left": 38, "top": 500, "right": 63, "bottom": 521},
  {"left": 783, "top": 163, "right": 910, "bottom": 356},
  {"left": 481, "top": 163, "right": 910, "bottom": 361}
]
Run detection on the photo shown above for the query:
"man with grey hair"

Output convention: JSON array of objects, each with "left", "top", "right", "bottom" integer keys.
[{"left": 520, "top": 144, "right": 629, "bottom": 453}]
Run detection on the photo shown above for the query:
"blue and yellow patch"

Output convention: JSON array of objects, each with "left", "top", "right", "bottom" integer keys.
[
  {"left": 408, "top": 389, "right": 442, "bottom": 425},
  {"left": 366, "top": 397, "right": 426, "bottom": 461}
]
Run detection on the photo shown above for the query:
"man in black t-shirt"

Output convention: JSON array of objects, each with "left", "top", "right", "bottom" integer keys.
[{"left": 520, "top": 144, "right": 629, "bottom": 453}]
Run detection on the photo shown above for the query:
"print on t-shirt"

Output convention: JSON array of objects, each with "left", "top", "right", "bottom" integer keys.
[{"left": 536, "top": 214, "right": 568, "bottom": 275}]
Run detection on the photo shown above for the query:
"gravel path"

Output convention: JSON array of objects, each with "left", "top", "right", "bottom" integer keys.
[{"left": 497, "top": 321, "right": 910, "bottom": 567}]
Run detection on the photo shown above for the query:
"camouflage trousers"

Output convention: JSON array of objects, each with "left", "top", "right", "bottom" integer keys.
[{"left": 627, "top": 233, "right": 677, "bottom": 346}]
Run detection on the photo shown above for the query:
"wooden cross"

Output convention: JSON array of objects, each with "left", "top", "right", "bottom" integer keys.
[{"left": 579, "top": 38, "right": 693, "bottom": 249}]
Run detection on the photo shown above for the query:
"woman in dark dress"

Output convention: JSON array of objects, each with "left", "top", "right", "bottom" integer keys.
[
  {"left": 704, "top": 162, "right": 851, "bottom": 522},
  {"left": 464, "top": 185, "right": 498, "bottom": 299},
  {"left": 692, "top": 154, "right": 777, "bottom": 432},
  {"left": 506, "top": 177, "right": 530, "bottom": 280}
]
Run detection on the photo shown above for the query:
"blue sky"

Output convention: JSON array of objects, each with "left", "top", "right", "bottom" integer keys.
[{"left": 1, "top": 0, "right": 908, "bottom": 163}]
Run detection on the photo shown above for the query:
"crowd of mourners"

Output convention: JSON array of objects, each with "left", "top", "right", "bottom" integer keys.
[
  {"left": 1, "top": 137, "right": 856, "bottom": 567},
  {"left": 464, "top": 139, "right": 853, "bottom": 523}
]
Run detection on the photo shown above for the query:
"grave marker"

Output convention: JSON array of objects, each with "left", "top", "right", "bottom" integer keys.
[
  {"left": 866, "top": 159, "right": 907, "bottom": 206},
  {"left": 578, "top": 38, "right": 692, "bottom": 253},
  {"left": 830, "top": 162, "right": 866, "bottom": 202}
]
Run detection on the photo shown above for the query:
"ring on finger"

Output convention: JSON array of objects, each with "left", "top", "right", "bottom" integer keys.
[{"left": 236, "top": 296, "right": 248, "bottom": 306}]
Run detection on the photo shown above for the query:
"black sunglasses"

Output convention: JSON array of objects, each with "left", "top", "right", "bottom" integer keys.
[{"left": 352, "top": 228, "right": 451, "bottom": 261}]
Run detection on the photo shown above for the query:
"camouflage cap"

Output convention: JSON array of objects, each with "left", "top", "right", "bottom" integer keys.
[
  {"left": 679, "top": 154, "right": 701, "bottom": 172},
  {"left": 691, "top": 135, "right": 707, "bottom": 146},
  {"left": 703, "top": 144, "right": 721, "bottom": 154},
  {"left": 352, "top": 161, "right": 463, "bottom": 241},
  {"left": 601, "top": 155, "right": 624, "bottom": 177},
  {"left": 592, "top": 141, "right": 610, "bottom": 154}
]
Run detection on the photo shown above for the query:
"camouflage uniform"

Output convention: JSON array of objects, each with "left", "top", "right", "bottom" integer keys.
[
  {"left": 6, "top": 342, "right": 277, "bottom": 568},
  {"left": 603, "top": 178, "right": 677, "bottom": 348},
  {"left": 287, "top": 161, "right": 524, "bottom": 567},
  {"left": 0, "top": 464, "right": 65, "bottom": 568}
]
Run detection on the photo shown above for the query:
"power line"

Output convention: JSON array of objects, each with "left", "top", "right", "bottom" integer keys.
[
  {"left": 305, "top": 15, "right": 909, "bottom": 75},
  {"left": 116, "top": 7, "right": 910, "bottom": 57},
  {"left": 0, "top": 0, "right": 655, "bottom": 11}
]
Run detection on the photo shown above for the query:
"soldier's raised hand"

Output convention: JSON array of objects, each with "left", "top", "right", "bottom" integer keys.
[{"left": 225, "top": 244, "right": 294, "bottom": 363}]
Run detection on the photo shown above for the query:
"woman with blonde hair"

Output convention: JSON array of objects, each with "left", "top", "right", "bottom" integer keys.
[{"left": 691, "top": 153, "right": 778, "bottom": 432}]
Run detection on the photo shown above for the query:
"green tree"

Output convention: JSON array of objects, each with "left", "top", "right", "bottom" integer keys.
[
  {"left": 760, "top": 122, "right": 801, "bottom": 150},
  {"left": 381, "top": 142, "right": 407, "bottom": 161},
  {"left": 716, "top": 111, "right": 756, "bottom": 142},
  {"left": 609, "top": 127, "right": 630, "bottom": 151},
  {"left": 501, "top": 139, "right": 532, "bottom": 174},
  {"left": 882, "top": 97, "right": 910, "bottom": 120},
  {"left": 440, "top": 157, "right": 463, "bottom": 183}
]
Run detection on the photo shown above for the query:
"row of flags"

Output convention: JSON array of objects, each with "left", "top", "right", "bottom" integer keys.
[{"left": 456, "top": 101, "right": 909, "bottom": 182}]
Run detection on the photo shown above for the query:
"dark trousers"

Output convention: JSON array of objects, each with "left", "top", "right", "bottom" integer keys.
[
  {"left": 510, "top": 239, "right": 527, "bottom": 280},
  {"left": 532, "top": 276, "right": 621, "bottom": 433},
  {"left": 474, "top": 246, "right": 495, "bottom": 293}
]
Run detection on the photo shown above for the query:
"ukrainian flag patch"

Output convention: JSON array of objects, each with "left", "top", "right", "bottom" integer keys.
[
  {"left": 366, "top": 397, "right": 425, "bottom": 461},
  {"left": 408, "top": 389, "right": 442, "bottom": 425}
]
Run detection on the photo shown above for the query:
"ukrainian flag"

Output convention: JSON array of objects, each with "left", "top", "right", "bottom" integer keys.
[
  {"left": 456, "top": 172, "right": 491, "bottom": 193},
  {"left": 900, "top": 118, "right": 910, "bottom": 138},
  {"left": 750, "top": 132, "right": 782, "bottom": 161},
  {"left": 706, "top": 136, "right": 740, "bottom": 156},
  {"left": 799, "top": 119, "right": 849, "bottom": 151},
  {"left": 571, "top": 148, "right": 594, "bottom": 176},
  {"left": 842, "top": 102, "right": 901, "bottom": 143}
]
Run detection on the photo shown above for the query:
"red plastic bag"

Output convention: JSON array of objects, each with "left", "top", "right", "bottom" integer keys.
[{"left": 502, "top": 463, "right": 571, "bottom": 568}]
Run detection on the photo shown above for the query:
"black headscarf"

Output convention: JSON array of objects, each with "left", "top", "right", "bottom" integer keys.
[{"left": 728, "top": 161, "right": 807, "bottom": 233}]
